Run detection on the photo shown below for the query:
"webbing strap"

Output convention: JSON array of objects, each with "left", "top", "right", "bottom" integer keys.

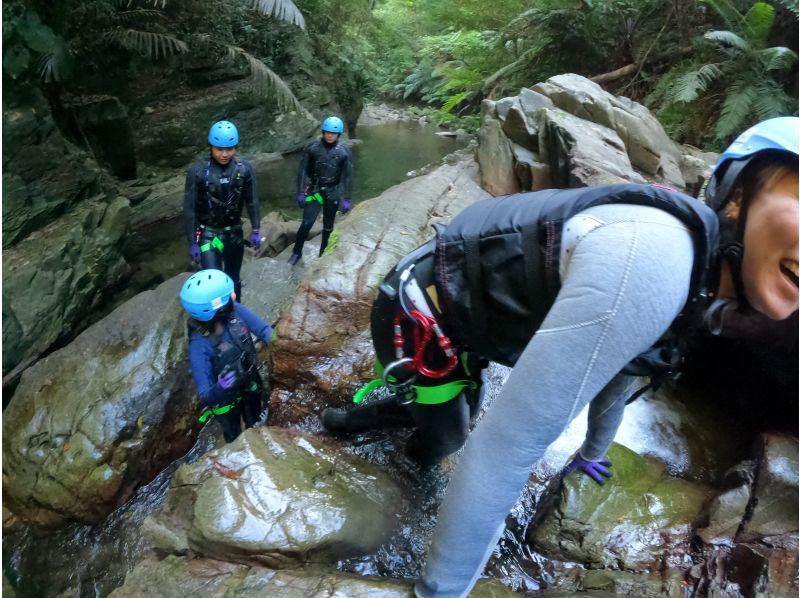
[
  {"left": 352, "top": 361, "right": 476, "bottom": 406},
  {"left": 198, "top": 396, "right": 241, "bottom": 423},
  {"left": 200, "top": 237, "right": 225, "bottom": 253},
  {"left": 305, "top": 192, "right": 324, "bottom": 204}
]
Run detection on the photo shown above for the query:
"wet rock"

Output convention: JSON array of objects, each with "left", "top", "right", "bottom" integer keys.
[
  {"left": 494, "top": 96, "right": 518, "bottom": 123},
  {"left": 518, "top": 87, "right": 554, "bottom": 115},
  {"left": 256, "top": 211, "right": 322, "bottom": 258},
  {"left": 238, "top": 256, "right": 300, "bottom": 325},
  {"left": 539, "top": 108, "right": 643, "bottom": 188},
  {"left": 65, "top": 95, "right": 137, "bottom": 179},
  {"left": 2, "top": 196, "right": 131, "bottom": 378},
  {"left": 3, "top": 275, "right": 198, "bottom": 527},
  {"left": 143, "top": 428, "right": 403, "bottom": 566},
  {"left": 692, "top": 543, "right": 799, "bottom": 597},
  {"left": 697, "top": 461, "right": 754, "bottom": 547},
  {"left": 528, "top": 443, "right": 712, "bottom": 571},
  {"left": 738, "top": 433, "right": 799, "bottom": 543},
  {"left": 477, "top": 116, "right": 521, "bottom": 195},
  {"left": 2, "top": 89, "right": 104, "bottom": 248},
  {"left": 110, "top": 556, "right": 412, "bottom": 597},
  {"left": 501, "top": 104, "right": 538, "bottom": 152},
  {"left": 532, "top": 74, "right": 684, "bottom": 187},
  {"left": 125, "top": 172, "right": 185, "bottom": 230},
  {"left": 268, "top": 158, "right": 490, "bottom": 426},
  {"left": 130, "top": 79, "right": 318, "bottom": 169}
]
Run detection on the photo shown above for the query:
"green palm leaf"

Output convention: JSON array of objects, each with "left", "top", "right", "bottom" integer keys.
[
  {"left": 752, "top": 80, "right": 798, "bottom": 119},
  {"left": 225, "top": 45, "right": 309, "bottom": 116},
  {"left": 759, "top": 46, "right": 798, "bottom": 71},
  {"left": 715, "top": 79, "right": 757, "bottom": 141},
  {"left": 250, "top": 0, "right": 305, "bottom": 28},
  {"left": 670, "top": 63, "right": 723, "bottom": 103},
  {"left": 704, "top": 30, "right": 748, "bottom": 52},
  {"left": 105, "top": 29, "right": 188, "bottom": 59}
]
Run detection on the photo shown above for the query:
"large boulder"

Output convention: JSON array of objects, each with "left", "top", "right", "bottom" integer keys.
[
  {"left": 268, "top": 157, "right": 490, "bottom": 426},
  {"left": 2, "top": 90, "right": 104, "bottom": 248},
  {"left": 532, "top": 74, "right": 685, "bottom": 187},
  {"left": 539, "top": 108, "right": 644, "bottom": 188},
  {"left": 142, "top": 427, "right": 403, "bottom": 567},
  {"left": 2, "top": 196, "right": 131, "bottom": 378},
  {"left": 528, "top": 443, "right": 712, "bottom": 571},
  {"left": 477, "top": 115, "right": 521, "bottom": 196},
  {"left": 2, "top": 275, "right": 197, "bottom": 527}
]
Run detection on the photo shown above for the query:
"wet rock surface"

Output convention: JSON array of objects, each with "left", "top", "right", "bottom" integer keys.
[
  {"left": 3, "top": 275, "right": 196, "bottom": 527},
  {"left": 529, "top": 443, "right": 712, "bottom": 571},
  {"left": 143, "top": 427, "right": 403, "bottom": 567},
  {"left": 2, "top": 196, "right": 131, "bottom": 379},
  {"left": 268, "top": 156, "right": 490, "bottom": 427},
  {"left": 2, "top": 89, "right": 104, "bottom": 249}
]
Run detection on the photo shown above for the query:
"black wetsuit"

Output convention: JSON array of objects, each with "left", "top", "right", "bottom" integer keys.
[
  {"left": 184, "top": 157, "right": 260, "bottom": 298},
  {"left": 292, "top": 138, "right": 354, "bottom": 257}
]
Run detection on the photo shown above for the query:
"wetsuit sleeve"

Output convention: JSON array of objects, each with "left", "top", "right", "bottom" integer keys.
[
  {"left": 188, "top": 334, "right": 235, "bottom": 406},
  {"left": 297, "top": 142, "right": 312, "bottom": 196},
  {"left": 243, "top": 161, "right": 260, "bottom": 230},
  {"left": 342, "top": 146, "right": 354, "bottom": 199},
  {"left": 184, "top": 164, "right": 201, "bottom": 243},
  {"left": 414, "top": 207, "right": 695, "bottom": 598},
  {"left": 234, "top": 303, "right": 273, "bottom": 343}
]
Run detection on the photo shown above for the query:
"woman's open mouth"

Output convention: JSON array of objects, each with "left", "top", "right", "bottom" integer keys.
[{"left": 780, "top": 260, "right": 799, "bottom": 288}]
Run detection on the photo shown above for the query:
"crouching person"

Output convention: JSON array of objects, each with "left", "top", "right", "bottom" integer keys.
[{"left": 180, "top": 269, "right": 272, "bottom": 442}]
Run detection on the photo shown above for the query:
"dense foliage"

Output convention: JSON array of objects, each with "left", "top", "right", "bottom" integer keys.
[
  {"left": 3, "top": 0, "right": 797, "bottom": 151},
  {"left": 367, "top": 0, "right": 798, "bottom": 148}
]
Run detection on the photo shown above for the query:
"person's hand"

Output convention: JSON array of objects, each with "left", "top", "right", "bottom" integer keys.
[
  {"left": 249, "top": 229, "right": 261, "bottom": 250},
  {"left": 189, "top": 243, "right": 201, "bottom": 263},
  {"left": 340, "top": 198, "right": 352, "bottom": 214},
  {"left": 296, "top": 193, "right": 306, "bottom": 208},
  {"left": 564, "top": 454, "right": 612, "bottom": 485},
  {"left": 217, "top": 370, "right": 237, "bottom": 390}
]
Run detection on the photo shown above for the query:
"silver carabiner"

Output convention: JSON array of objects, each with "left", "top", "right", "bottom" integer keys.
[{"left": 382, "top": 358, "right": 418, "bottom": 405}]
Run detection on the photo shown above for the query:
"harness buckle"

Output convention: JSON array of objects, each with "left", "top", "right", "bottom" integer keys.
[{"left": 382, "top": 357, "right": 419, "bottom": 405}]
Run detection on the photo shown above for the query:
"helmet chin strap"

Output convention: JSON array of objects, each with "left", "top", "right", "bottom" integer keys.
[{"left": 720, "top": 241, "right": 749, "bottom": 311}]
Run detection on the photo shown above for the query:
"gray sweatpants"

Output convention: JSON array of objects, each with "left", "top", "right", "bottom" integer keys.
[{"left": 415, "top": 204, "right": 695, "bottom": 597}]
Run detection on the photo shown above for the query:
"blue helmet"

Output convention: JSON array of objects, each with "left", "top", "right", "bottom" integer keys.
[
  {"left": 180, "top": 269, "right": 234, "bottom": 321},
  {"left": 208, "top": 120, "right": 239, "bottom": 148},
  {"left": 706, "top": 116, "right": 800, "bottom": 211},
  {"left": 321, "top": 116, "right": 344, "bottom": 134}
]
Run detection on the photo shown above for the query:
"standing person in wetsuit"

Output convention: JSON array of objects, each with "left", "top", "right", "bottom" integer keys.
[
  {"left": 181, "top": 269, "right": 273, "bottom": 443},
  {"left": 288, "top": 116, "right": 354, "bottom": 266},
  {"left": 318, "top": 117, "right": 799, "bottom": 597},
  {"left": 184, "top": 120, "right": 261, "bottom": 299}
]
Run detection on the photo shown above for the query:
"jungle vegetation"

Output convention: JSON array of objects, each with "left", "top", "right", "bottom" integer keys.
[{"left": 3, "top": 0, "right": 797, "bottom": 151}]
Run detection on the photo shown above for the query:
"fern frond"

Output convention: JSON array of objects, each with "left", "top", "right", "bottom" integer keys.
[
  {"left": 669, "top": 63, "right": 723, "bottom": 103},
  {"left": 752, "top": 80, "right": 797, "bottom": 119},
  {"left": 703, "top": 30, "right": 748, "bottom": 52},
  {"left": 715, "top": 80, "right": 757, "bottom": 141},
  {"left": 744, "top": 2, "right": 774, "bottom": 47},
  {"left": 38, "top": 46, "right": 70, "bottom": 83},
  {"left": 105, "top": 29, "right": 188, "bottom": 59},
  {"left": 441, "top": 91, "right": 469, "bottom": 114},
  {"left": 113, "top": 9, "right": 166, "bottom": 22},
  {"left": 702, "top": 0, "right": 748, "bottom": 32},
  {"left": 225, "top": 45, "right": 309, "bottom": 116},
  {"left": 251, "top": 0, "right": 305, "bottom": 28},
  {"left": 759, "top": 46, "right": 798, "bottom": 71}
]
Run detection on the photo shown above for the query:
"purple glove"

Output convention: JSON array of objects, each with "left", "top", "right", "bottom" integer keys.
[
  {"left": 249, "top": 229, "right": 261, "bottom": 250},
  {"left": 217, "top": 370, "right": 237, "bottom": 390},
  {"left": 340, "top": 198, "right": 351, "bottom": 214},
  {"left": 296, "top": 193, "right": 306, "bottom": 208},
  {"left": 189, "top": 243, "right": 201, "bottom": 262},
  {"left": 564, "top": 454, "right": 612, "bottom": 485}
]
